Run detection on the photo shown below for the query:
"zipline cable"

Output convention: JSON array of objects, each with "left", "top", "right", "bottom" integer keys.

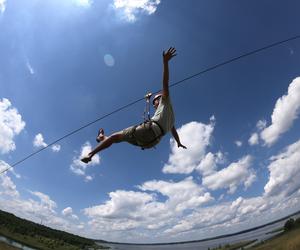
[{"left": 1, "top": 34, "right": 300, "bottom": 175}]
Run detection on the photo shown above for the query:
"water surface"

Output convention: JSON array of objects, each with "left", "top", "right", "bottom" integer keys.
[{"left": 100, "top": 220, "right": 286, "bottom": 250}]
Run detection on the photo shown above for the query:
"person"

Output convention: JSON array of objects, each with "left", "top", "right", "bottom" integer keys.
[{"left": 81, "top": 47, "right": 186, "bottom": 164}]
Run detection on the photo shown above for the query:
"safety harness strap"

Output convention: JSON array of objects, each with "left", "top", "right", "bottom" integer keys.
[
  {"left": 133, "top": 120, "right": 165, "bottom": 150},
  {"left": 136, "top": 92, "right": 165, "bottom": 150}
]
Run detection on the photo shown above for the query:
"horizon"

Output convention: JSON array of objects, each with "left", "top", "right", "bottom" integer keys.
[{"left": 2, "top": 207, "right": 299, "bottom": 245}]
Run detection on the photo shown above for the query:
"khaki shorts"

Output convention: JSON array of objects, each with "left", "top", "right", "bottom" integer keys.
[{"left": 122, "top": 122, "right": 162, "bottom": 148}]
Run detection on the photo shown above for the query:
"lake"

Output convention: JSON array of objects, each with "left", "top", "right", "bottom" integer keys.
[
  {"left": 99, "top": 219, "right": 288, "bottom": 250},
  {"left": 1, "top": 215, "right": 298, "bottom": 250},
  {"left": 0, "top": 235, "right": 36, "bottom": 250}
]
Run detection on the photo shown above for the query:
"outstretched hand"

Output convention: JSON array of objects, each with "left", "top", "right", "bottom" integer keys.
[{"left": 163, "top": 47, "right": 177, "bottom": 63}]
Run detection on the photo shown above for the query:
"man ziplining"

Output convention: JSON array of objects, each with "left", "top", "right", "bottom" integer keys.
[{"left": 81, "top": 47, "right": 186, "bottom": 164}]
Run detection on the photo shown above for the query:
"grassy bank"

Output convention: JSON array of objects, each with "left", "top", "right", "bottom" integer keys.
[
  {"left": 1, "top": 228, "right": 98, "bottom": 250},
  {"left": 251, "top": 227, "right": 300, "bottom": 250},
  {"left": 0, "top": 241, "right": 20, "bottom": 250},
  {"left": 209, "top": 240, "right": 256, "bottom": 250},
  {"left": 0, "top": 209, "right": 108, "bottom": 250}
]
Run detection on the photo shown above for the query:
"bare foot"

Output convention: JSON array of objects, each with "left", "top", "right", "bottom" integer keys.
[
  {"left": 81, "top": 155, "right": 92, "bottom": 164},
  {"left": 96, "top": 128, "right": 105, "bottom": 143}
]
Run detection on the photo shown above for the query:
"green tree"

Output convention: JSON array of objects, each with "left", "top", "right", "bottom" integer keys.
[
  {"left": 295, "top": 217, "right": 300, "bottom": 226},
  {"left": 284, "top": 218, "right": 295, "bottom": 231}
]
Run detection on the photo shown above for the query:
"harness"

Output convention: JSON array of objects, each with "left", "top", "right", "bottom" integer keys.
[{"left": 133, "top": 92, "right": 165, "bottom": 150}]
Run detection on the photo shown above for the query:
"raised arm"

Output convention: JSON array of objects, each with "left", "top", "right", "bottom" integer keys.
[
  {"left": 171, "top": 126, "right": 187, "bottom": 149},
  {"left": 162, "top": 47, "right": 177, "bottom": 98}
]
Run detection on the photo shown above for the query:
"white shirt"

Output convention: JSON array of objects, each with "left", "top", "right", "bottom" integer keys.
[{"left": 151, "top": 95, "right": 175, "bottom": 134}]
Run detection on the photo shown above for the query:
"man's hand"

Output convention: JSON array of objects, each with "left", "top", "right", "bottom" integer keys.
[
  {"left": 163, "top": 47, "right": 177, "bottom": 63},
  {"left": 177, "top": 142, "right": 187, "bottom": 149}
]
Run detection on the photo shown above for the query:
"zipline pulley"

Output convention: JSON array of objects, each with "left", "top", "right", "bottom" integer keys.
[{"left": 143, "top": 92, "right": 152, "bottom": 123}]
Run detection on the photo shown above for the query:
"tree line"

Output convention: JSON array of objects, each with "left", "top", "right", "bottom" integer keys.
[{"left": 0, "top": 209, "right": 107, "bottom": 249}]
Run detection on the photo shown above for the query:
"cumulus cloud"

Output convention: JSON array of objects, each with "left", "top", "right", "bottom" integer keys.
[
  {"left": 33, "top": 133, "right": 61, "bottom": 152},
  {"left": 202, "top": 155, "right": 256, "bottom": 194},
  {"left": 29, "top": 191, "right": 57, "bottom": 212},
  {"left": 84, "top": 178, "right": 212, "bottom": 236},
  {"left": 260, "top": 77, "right": 300, "bottom": 146},
  {"left": 70, "top": 142, "right": 100, "bottom": 178},
  {"left": 248, "top": 132, "right": 259, "bottom": 146},
  {"left": 164, "top": 194, "right": 281, "bottom": 237},
  {"left": 264, "top": 138, "right": 300, "bottom": 197},
  {"left": 62, "top": 207, "right": 73, "bottom": 216},
  {"left": 0, "top": 98, "right": 26, "bottom": 154},
  {"left": 0, "top": 172, "right": 86, "bottom": 236},
  {"left": 84, "top": 190, "right": 154, "bottom": 221},
  {"left": 85, "top": 175, "right": 93, "bottom": 182},
  {"left": 163, "top": 118, "right": 215, "bottom": 174},
  {"left": 51, "top": 144, "right": 61, "bottom": 152},
  {"left": 196, "top": 151, "right": 224, "bottom": 177},
  {"left": 235, "top": 140, "right": 242, "bottom": 147},
  {"left": 113, "top": 0, "right": 161, "bottom": 22},
  {"left": 0, "top": 0, "right": 6, "bottom": 14},
  {"left": 0, "top": 161, "right": 19, "bottom": 198},
  {"left": 74, "top": 0, "right": 92, "bottom": 8},
  {"left": 2, "top": 152, "right": 300, "bottom": 243},
  {"left": 256, "top": 120, "right": 267, "bottom": 131},
  {"left": 62, "top": 207, "right": 79, "bottom": 220},
  {"left": 33, "top": 133, "right": 48, "bottom": 148},
  {"left": 139, "top": 177, "right": 213, "bottom": 212}
]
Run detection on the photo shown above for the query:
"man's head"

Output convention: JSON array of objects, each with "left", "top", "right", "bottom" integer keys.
[{"left": 152, "top": 93, "right": 162, "bottom": 109}]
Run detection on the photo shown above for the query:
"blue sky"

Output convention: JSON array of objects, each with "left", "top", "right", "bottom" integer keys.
[{"left": 1, "top": 0, "right": 300, "bottom": 244}]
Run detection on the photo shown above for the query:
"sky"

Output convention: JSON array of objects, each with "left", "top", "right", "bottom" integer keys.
[{"left": 1, "top": 0, "right": 300, "bottom": 244}]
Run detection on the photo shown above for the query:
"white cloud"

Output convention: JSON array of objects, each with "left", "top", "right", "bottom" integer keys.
[
  {"left": 85, "top": 175, "right": 93, "bottom": 182},
  {"left": 62, "top": 207, "right": 79, "bottom": 220},
  {"left": 70, "top": 142, "right": 100, "bottom": 178},
  {"left": 0, "top": 98, "right": 26, "bottom": 154},
  {"left": 62, "top": 207, "right": 73, "bottom": 216},
  {"left": 139, "top": 177, "right": 213, "bottom": 212},
  {"left": 33, "top": 133, "right": 48, "bottom": 148},
  {"left": 202, "top": 155, "right": 256, "bottom": 194},
  {"left": 84, "top": 190, "right": 154, "bottom": 220},
  {"left": 30, "top": 191, "right": 57, "bottom": 211},
  {"left": 196, "top": 151, "right": 224, "bottom": 176},
  {"left": 0, "top": 173, "right": 87, "bottom": 237},
  {"left": 264, "top": 138, "right": 300, "bottom": 197},
  {"left": 26, "top": 60, "right": 35, "bottom": 75},
  {"left": 248, "top": 132, "right": 259, "bottom": 146},
  {"left": 163, "top": 119, "right": 215, "bottom": 174},
  {"left": 163, "top": 194, "right": 280, "bottom": 237},
  {"left": 84, "top": 177, "right": 213, "bottom": 238},
  {"left": 260, "top": 77, "right": 300, "bottom": 146},
  {"left": 235, "top": 140, "right": 242, "bottom": 147},
  {"left": 0, "top": 161, "right": 19, "bottom": 198},
  {"left": 74, "top": 0, "right": 92, "bottom": 8},
  {"left": 33, "top": 133, "right": 61, "bottom": 152},
  {"left": 0, "top": 0, "right": 6, "bottom": 14},
  {"left": 104, "top": 54, "right": 115, "bottom": 67},
  {"left": 2, "top": 195, "right": 82, "bottom": 235},
  {"left": 113, "top": 0, "right": 161, "bottom": 22},
  {"left": 51, "top": 144, "right": 61, "bottom": 152},
  {"left": 2, "top": 153, "right": 300, "bottom": 243},
  {"left": 256, "top": 120, "right": 267, "bottom": 131}
]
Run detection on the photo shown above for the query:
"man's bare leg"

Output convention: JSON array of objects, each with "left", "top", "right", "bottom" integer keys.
[{"left": 81, "top": 131, "right": 124, "bottom": 164}]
